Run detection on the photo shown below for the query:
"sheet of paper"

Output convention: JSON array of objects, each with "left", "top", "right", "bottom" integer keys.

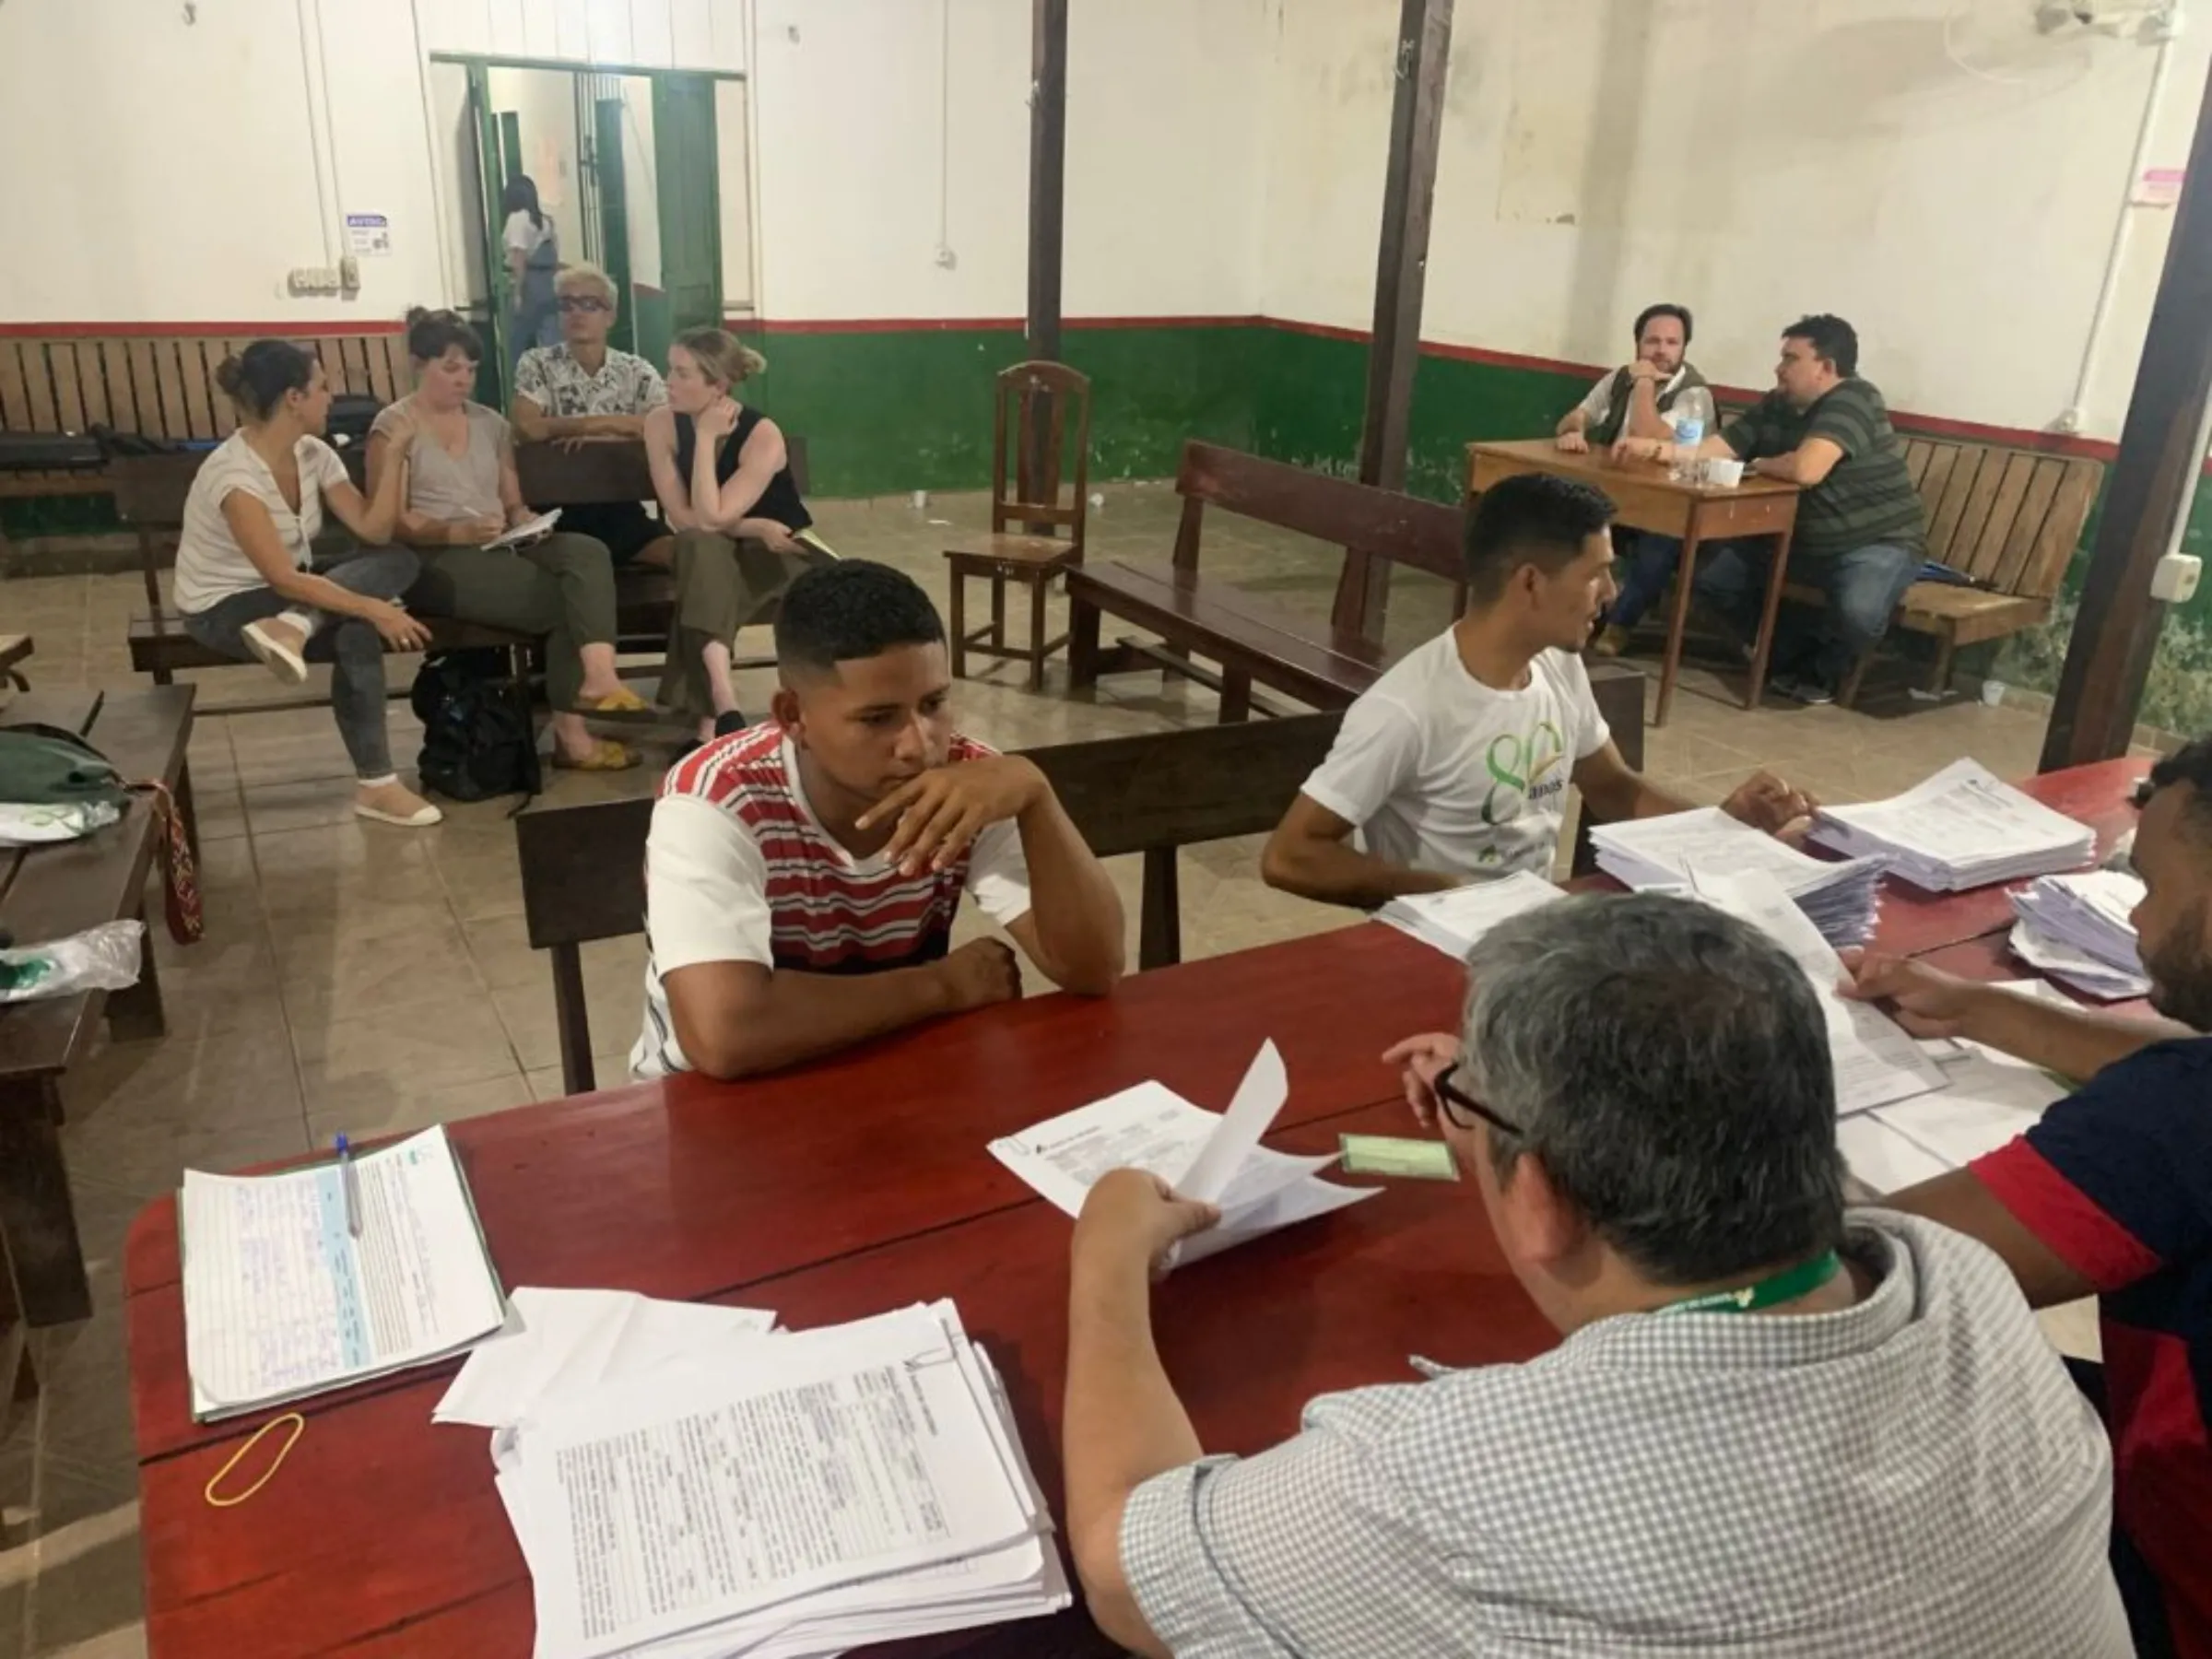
[
  {"left": 516, "top": 1312, "right": 1036, "bottom": 1659},
  {"left": 182, "top": 1124, "right": 504, "bottom": 1419},
  {"left": 1594, "top": 807, "right": 1832, "bottom": 885},
  {"left": 1873, "top": 1051, "right": 2068, "bottom": 1170},
  {"left": 486, "top": 508, "right": 562, "bottom": 550},
  {"left": 986, "top": 1081, "right": 1332, "bottom": 1217},
  {"left": 1378, "top": 869, "right": 1562, "bottom": 959},
  {"left": 1173, "top": 1041, "right": 1286, "bottom": 1204},
  {"left": 436, "top": 1288, "right": 777, "bottom": 1430},
  {"left": 1688, "top": 870, "right": 1946, "bottom": 1115},
  {"left": 1838, "top": 1114, "right": 1952, "bottom": 1195}
]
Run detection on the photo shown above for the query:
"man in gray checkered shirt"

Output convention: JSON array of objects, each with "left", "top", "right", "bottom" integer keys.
[{"left": 1062, "top": 892, "right": 2131, "bottom": 1656}]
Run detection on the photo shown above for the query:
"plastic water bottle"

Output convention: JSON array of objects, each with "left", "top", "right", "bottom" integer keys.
[{"left": 1669, "top": 385, "right": 1714, "bottom": 484}]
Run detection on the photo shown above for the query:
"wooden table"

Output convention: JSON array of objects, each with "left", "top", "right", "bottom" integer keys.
[
  {"left": 123, "top": 756, "right": 2151, "bottom": 1655},
  {"left": 3, "top": 686, "right": 194, "bottom": 1326},
  {"left": 1467, "top": 439, "right": 1802, "bottom": 726}
]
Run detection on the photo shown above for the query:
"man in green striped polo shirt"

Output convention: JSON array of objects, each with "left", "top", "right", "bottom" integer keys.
[{"left": 1615, "top": 314, "right": 1926, "bottom": 705}]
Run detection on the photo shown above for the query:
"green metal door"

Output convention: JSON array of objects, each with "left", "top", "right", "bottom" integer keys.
[
  {"left": 590, "top": 97, "right": 637, "bottom": 356},
  {"left": 653, "top": 74, "right": 724, "bottom": 336},
  {"left": 469, "top": 64, "right": 512, "bottom": 404}
]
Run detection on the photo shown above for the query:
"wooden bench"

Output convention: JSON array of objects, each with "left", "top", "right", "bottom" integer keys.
[
  {"left": 0, "top": 686, "right": 194, "bottom": 1326},
  {"left": 513, "top": 714, "right": 1348, "bottom": 1095},
  {"left": 1788, "top": 438, "right": 2103, "bottom": 704},
  {"left": 1067, "top": 441, "right": 1471, "bottom": 722},
  {"left": 0, "top": 329, "right": 413, "bottom": 563},
  {"left": 113, "top": 436, "right": 811, "bottom": 703}
]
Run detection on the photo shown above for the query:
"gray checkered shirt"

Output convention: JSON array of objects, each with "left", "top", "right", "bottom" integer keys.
[
  {"left": 512, "top": 343, "right": 666, "bottom": 418},
  {"left": 1124, "top": 1211, "right": 2130, "bottom": 1656}
]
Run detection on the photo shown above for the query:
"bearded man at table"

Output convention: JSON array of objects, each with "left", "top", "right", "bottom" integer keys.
[
  {"left": 1847, "top": 737, "right": 2212, "bottom": 1659},
  {"left": 629, "top": 559, "right": 1124, "bottom": 1080},
  {"left": 1059, "top": 892, "right": 2130, "bottom": 1657},
  {"left": 1260, "top": 472, "right": 1811, "bottom": 908}
]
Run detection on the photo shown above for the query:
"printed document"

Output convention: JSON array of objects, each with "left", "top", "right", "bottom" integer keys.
[{"left": 181, "top": 1124, "right": 504, "bottom": 1420}]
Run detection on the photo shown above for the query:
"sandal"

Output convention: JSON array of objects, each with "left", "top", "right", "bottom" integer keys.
[
  {"left": 552, "top": 739, "right": 641, "bottom": 772},
  {"left": 578, "top": 687, "right": 658, "bottom": 723}
]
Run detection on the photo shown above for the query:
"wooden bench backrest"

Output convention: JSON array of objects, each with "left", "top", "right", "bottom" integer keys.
[
  {"left": 1901, "top": 439, "right": 2102, "bottom": 601},
  {"left": 1171, "top": 441, "right": 1465, "bottom": 586},
  {"left": 515, "top": 713, "right": 1347, "bottom": 1090},
  {"left": 515, "top": 436, "right": 811, "bottom": 506},
  {"left": 0, "top": 333, "right": 412, "bottom": 442}
]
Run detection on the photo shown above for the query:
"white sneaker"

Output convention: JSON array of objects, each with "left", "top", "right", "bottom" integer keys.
[{"left": 241, "top": 619, "right": 310, "bottom": 685}]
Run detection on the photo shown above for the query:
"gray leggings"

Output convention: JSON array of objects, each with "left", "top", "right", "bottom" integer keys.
[
  {"left": 405, "top": 533, "right": 618, "bottom": 712},
  {"left": 654, "top": 529, "right": 812, "bottom": 719},
  {"left": 181, "top": 547, "right": 420, "bottom": 780}
]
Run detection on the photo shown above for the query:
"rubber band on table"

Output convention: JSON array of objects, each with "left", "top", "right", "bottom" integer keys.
[{"left": 204, "top": 1413, "right": 305, "bottom": 1509}]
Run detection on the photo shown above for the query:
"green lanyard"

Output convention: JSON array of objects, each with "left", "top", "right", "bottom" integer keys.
[{"left": 1659, "top": 1251, "right": 1842, "bottom": 1316}]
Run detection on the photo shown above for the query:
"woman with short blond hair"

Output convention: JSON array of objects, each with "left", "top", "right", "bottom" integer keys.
[{"left": 642, "top": 329, "right": 825, "bottom": 744}]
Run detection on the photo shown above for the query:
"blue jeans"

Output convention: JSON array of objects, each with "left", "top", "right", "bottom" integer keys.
[
  {"left": 1609, "top": 531, "right": 1683, "bottom": 630},
  {"left": 1692, "top": 538, "right": 1920, "bottom": 693}
]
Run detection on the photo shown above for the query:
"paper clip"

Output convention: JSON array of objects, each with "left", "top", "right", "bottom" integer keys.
[{"left": 204, "top": 1413, "right": 305, "bottom": 1509}]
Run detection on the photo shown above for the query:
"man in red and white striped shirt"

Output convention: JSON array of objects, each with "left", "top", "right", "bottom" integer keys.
[{"left": 633, "top": 559, "right": 1124, "bottom": 1080}]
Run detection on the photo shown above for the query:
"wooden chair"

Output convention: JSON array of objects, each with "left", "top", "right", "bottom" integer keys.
[
  {"left": 514, "top": 712, "right": 1345, "bottom": 1095},
  {"left": 944, "top": 361, "right": 1092, "bottom": 691}
]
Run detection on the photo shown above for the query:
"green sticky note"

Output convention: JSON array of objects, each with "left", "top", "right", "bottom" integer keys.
[{"left": 1338, "top": 1135, "right": 1459, "bottom": 1181}]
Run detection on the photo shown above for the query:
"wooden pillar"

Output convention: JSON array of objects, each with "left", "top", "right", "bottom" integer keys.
[
  {"left": 2041, "top": 61, "right": 2212, "bottom": 770},
  {"left": 1026, "top": 0, "right": 1068, "bottom": 365},
  {"left": 1022, "top": 0, "right": 1069, "bottom": 518},
  {"left": 1332, "top": 0, "right": 1455, "bottom": 639}
]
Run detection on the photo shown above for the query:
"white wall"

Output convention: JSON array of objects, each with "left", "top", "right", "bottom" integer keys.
[
  {"left": 747, "top": 0, "right": 1269, "bottom": 322},
  {"left": 1259, "top": 0, "right": 2210, "bottom": 441}
]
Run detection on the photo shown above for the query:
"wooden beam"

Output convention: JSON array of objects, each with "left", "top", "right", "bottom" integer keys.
[
  {"left": 2041, "top": 59, "right": 2212, "bottom": 770},
  {"left": 1026, "top": 0, "right": 1068, "bottom": 366},
  {"left": 1333, "top": 0, "right": 1455, "bottom": 639}
]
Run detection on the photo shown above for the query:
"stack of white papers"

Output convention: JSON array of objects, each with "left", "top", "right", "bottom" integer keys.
[
  {"left": 2009, "top": 870, "right": 2152, "bottom": 1000},
  {"left": 181, "top": 1124, "right": 506, "bottom": 1421},
  {"left": 1590, "top": 808, "right": 1886, "bottom": 947},
  {"left": 1377, "top": 870, "right": 1562, "bottom": 960},
  {"left": 1809, "top": 759, "right": 2095, "bottom": 892},
  {"left": 441, "top": 1293, "right": 1069, "bottom": 1659},
  {"left": 989, "top": 1041, "right": 1374, "bottom": 1263},
  {"left": 1688, "top": 871, "right": 1947, "bottom": 1116},
  {"left": 1839, "top": 982, "right": 2074, "bottom": 1194}
]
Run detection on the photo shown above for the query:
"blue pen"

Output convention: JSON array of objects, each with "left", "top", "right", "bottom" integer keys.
[{"left": 335, "top": 1134, "right": 363, "bottom": 1239}]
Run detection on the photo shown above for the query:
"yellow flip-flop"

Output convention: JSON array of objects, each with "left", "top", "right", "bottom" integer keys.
[
  {"left": 580, "top": 686, "right": 658, "bottom": 723},
  {"left": 551, "top": 739, "right": 640, "bottom": 772}
]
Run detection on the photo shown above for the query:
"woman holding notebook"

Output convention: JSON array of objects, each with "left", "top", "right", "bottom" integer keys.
[{"left": 366, "top": 306, "right": 644, "bottom": 772}]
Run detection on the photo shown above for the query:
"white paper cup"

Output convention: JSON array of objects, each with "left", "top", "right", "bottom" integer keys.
[{"left": 1700, "top": 457, "right": 1746, "bottom": 488}]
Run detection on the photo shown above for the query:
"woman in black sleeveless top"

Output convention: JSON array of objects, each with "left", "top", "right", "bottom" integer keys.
[{"left": 642, "top": 329, "right": 827, "bottom": 743}]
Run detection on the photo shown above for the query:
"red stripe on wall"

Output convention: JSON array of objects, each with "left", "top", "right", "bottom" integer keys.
[{"left": 0, "top": 320, "right": 406, "bottom": 339}]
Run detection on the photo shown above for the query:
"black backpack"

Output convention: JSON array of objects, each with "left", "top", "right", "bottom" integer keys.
[{"left": 409, "top": 651, "right": 542, "bottom": 807}]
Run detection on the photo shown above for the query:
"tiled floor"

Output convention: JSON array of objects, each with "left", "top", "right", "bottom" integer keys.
[{"left": 0, "top": 479, "right": 2112, "bottom": 1654}]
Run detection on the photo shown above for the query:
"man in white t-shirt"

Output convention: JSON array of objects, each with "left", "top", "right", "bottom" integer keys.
[
  {"left": 1262, "top": 473, "right": 1812, "bottom": 909},
  {"left": 632, "top": 559, "right": 1126, "bottom": 1080}
]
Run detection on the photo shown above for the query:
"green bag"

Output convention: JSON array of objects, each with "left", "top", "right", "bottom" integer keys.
[{"left": 0, "top": 726, "right": 129, "bottom": 810}]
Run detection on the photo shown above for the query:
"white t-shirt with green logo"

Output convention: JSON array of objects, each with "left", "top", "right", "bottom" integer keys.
[{"left": 1299, "top": 633, "right": 1611, "bottom": 882}]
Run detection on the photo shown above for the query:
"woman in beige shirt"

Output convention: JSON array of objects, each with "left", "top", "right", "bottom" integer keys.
[{"left": 366, "top": 307, "right": 643, "bottom": 771}]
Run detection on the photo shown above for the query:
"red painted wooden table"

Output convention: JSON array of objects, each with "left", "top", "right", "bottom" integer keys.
[{"left": 123, "top": 756, "right": 2153, "bottom": 1656}]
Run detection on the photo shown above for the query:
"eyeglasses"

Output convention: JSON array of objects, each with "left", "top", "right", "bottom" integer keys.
[
  {"left": 556, "top": 296, "right": 612, "bottom": 313},
  {"left": 1434, "top": 1062, "right": 1521, "bottom": 1138}
]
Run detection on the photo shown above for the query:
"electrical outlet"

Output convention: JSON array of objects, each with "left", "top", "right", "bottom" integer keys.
[
  {"left": 287, "top": 266, "right": 341, "bottom": 296},
  {"left": 2153, "top": 552, "right": 2202, "bottom": 604}
]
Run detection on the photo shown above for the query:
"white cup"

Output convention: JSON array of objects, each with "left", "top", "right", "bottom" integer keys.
[{"left": 1700, "top": 457, "right": 1746, "bottom": 488}]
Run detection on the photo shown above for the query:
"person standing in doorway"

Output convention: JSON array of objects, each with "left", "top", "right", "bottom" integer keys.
[
  {"left": 642, "top": 329, "right": 830, "bottom": 748},
  {"left": 501, "top": 174, "right": 560, "bottom": 373},
  {"left": 511, "top": 262, "right": 668, "bottom": 563}
]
